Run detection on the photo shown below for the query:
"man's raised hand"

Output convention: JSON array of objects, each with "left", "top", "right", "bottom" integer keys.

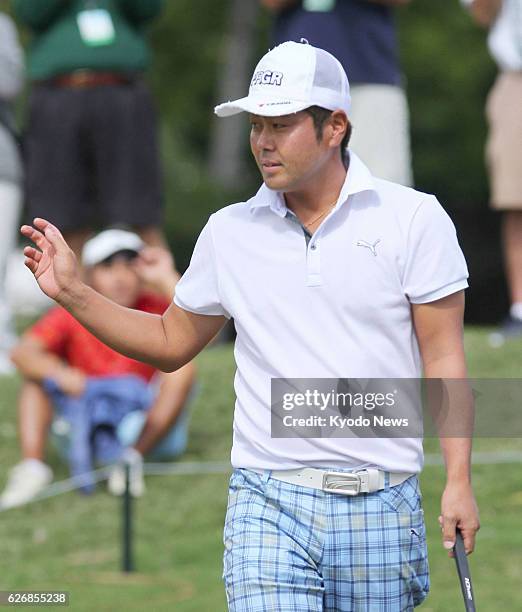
[{"left": 21, "top": 218, "right": 80, "bottom": 303}]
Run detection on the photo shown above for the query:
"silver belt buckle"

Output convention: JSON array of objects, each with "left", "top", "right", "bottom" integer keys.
[{"left": 322, "top": 471, "right": 361, "bottom": 496}]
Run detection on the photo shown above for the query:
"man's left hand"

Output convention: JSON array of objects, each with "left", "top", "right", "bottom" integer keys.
[{"left": 439, "top": 481, "right": 480, "bottom": 556}]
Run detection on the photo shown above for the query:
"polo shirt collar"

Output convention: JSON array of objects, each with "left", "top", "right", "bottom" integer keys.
[{"left": 248, "top": 151, "right": 377, "bottom": 217}]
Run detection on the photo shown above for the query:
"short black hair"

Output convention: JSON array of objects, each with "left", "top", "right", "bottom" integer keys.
[{"left": 304, "top": 106, "right": 351, "bottom": 164}]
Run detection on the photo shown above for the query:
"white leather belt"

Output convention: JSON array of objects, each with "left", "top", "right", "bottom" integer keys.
[{"left": 252, "top": 467, "right": 414, "bottom": 496}]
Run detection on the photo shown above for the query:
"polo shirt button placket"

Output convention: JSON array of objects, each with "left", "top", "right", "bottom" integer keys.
[{"left": 307, "top": 239, "right": 321, "bottom": 287}]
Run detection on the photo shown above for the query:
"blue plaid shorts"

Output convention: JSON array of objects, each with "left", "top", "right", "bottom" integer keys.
[{"left": 223, "top": 468, "right": 429, "bottom": 611}]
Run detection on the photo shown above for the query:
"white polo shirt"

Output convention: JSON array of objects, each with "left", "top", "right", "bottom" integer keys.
[{"left": 174, "top": 153, "right": 469, "bottom": 473}]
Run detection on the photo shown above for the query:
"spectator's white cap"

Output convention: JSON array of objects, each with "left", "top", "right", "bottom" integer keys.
[
  {"left": 215, "top": 40, "right": 350, "bottom": 118},
  {"left": 82, "top": 229, "right": 144, "bottom": 267}
]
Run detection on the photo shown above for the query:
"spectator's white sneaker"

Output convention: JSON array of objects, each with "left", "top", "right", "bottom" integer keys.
[
  {"left": 107, "top": 448, "right": 145, "bottom": 497},
  {"left": 0, "top": 460, "right": 53, "bottom": 509}
]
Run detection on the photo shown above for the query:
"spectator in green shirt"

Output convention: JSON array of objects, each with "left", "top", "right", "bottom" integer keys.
[{"left": 13, "top": 0, "right": 166, "bottom": 258}]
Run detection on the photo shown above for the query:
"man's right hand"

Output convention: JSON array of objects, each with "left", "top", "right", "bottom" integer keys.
[{"left": 21, "top": 218, "right": 82, "bottom": 304}]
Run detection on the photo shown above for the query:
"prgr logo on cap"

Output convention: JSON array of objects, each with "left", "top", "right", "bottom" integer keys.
[{"left": 251, "top": 70, "right": 284, "bottom": 87}]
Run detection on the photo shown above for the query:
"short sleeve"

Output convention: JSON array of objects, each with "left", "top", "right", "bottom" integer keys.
[
  {"left": 173, "top": 218, "right": 231, "bottom": 318},
  {"left": 28, "top": 307, "right": 72, "bottom": 356},
  {"left": 403, "top": 196, "right": 469, "bottom": 304}
]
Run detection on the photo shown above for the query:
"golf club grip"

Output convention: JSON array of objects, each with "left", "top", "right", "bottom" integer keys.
[{"left": 454, "top": 530, "right": 476, "bottom": 611}]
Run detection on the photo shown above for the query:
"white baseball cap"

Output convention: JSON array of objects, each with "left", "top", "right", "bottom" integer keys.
[
  {"left": 214, "top": 40, "right": 350, "bottom": 118},
  {"left": 82, "top": 229, "right": 144, "bottom": 267}
]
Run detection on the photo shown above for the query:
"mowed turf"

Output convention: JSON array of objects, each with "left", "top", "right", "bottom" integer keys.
[{"left": 0, "top": 327, "right": 521, "bottom": 611}]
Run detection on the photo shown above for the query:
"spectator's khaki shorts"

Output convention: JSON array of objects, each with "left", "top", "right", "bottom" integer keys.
[
  {"left": 486, "top": 71, "right": 522, "bottom": 210},
  {"left": 349, "top": 84, "right": 413, "bottom": 187}
]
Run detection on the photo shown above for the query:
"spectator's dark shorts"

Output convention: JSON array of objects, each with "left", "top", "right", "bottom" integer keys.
[{"left": 24, "top": 80, "right": 163, "bottom": 231}]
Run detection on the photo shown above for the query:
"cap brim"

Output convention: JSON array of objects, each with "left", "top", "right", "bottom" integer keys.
[
  {"left": 215, "top": 96, "right": 310, "bottom": 117},
  {"left": 83, "top": 247, "right": 141, "bottom": 267}
]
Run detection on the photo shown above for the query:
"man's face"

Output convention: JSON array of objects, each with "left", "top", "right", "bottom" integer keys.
[
  {"left": 249, "top": 111, "right": 333, "bottom": 192},
  {"left": 87, "top": 252, "right": 141, "bottom": 307}
]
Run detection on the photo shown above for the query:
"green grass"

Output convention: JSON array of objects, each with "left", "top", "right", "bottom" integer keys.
[{"left": 0, "top": 328, "right": 521, "bottom": 610}]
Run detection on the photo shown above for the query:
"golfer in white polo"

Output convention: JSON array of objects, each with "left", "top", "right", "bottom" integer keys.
[{"left": 22, "top": 41, "right": 479, "bottom": 611}]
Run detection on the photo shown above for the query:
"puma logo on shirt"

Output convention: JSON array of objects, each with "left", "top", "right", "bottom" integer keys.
[{"left": 356, "top": 239, "right": 381, "bottom": 257}]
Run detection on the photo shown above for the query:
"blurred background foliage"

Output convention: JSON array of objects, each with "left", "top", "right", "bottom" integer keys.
[
  {"left": 11, "top": 0, "right": 505, "bottom": 322},
  {"left": 399, "top": 0, "right": 495, "bottom": 206}
]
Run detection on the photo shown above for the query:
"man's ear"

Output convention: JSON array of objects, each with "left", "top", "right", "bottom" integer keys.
[{"left": 328, "top": 111, "right": 349, "bottom": 148}]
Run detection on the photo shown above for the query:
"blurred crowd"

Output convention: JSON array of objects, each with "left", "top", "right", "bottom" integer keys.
[
  {"left": 1, "top": 0, "right": 192, "bottom": 509},
  {"left": 0, "top": 0, "right": 520, "bottom": 507}
]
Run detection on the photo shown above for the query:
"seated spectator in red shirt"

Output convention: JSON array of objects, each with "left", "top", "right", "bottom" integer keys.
[{"left": 0, "top": 229, "right": 195, "bottom": 509}]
